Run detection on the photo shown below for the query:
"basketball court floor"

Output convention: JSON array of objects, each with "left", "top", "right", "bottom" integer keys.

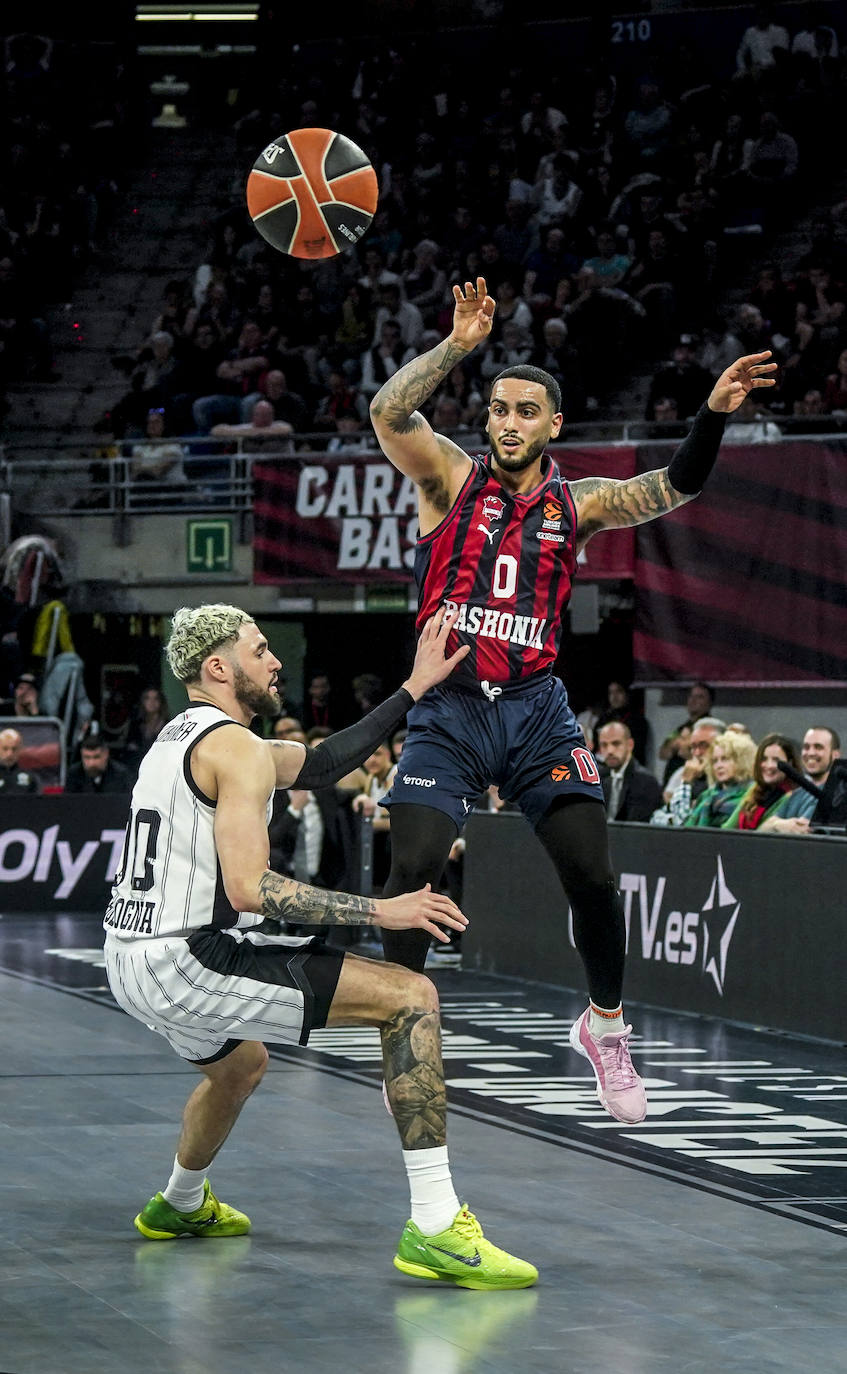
[{"left": 1, "top": 911, "right": 845, "bottom": 1373}]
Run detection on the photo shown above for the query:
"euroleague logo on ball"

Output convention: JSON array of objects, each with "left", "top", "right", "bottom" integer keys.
[
  {"left": 246, "top": 127, "right": 378, "bottom": 260},
  {"left": 550, "top": 762, "right": 571, "bottom": 782}
]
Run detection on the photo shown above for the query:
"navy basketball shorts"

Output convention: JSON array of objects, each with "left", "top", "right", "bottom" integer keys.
[{"left": 384, "top": 673, "right": 604, "bottom": 832}]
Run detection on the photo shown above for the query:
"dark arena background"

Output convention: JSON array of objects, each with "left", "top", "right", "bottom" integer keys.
[{"left": 1, "top": 2, "right": 846, "bottom": 1371}]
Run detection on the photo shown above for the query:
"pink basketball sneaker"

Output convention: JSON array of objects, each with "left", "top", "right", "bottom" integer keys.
[{"left": 569, "top": 1008, "right": 647, "bottom": 1124}]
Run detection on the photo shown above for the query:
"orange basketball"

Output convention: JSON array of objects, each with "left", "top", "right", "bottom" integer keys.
[{"left": 246, "top": 128, "right": 379, "bottom": 260}]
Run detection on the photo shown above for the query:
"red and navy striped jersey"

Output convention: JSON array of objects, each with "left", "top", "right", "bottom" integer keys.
[{"left": 414, "top": 452, "right": 578, "bottom": 688}]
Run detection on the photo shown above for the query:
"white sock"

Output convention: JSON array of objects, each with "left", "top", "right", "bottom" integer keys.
[
  {"left": 402, "top": 1146, "right": 460, "bottom": 1236},
  {"left": 162, "top": 1156, "right": 207, "bottom": 1213},
  {"left": 589, "top": 1001, "right": 625, "bottom": 1036}
]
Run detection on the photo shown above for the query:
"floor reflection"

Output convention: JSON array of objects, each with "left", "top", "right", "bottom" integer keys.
[{"left": 394, "top": 1288, "right": 539, "bottom": 1373}]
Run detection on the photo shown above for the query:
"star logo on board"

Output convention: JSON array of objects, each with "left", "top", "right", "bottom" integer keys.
[{"left": 700, "top": 855, "right": 740, "bottom": 995}]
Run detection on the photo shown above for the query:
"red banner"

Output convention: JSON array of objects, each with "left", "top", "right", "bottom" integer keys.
[
  {"left": 633, "top": 440, "right": 847, "bottom": 687},
  {"left": 561, "top": 445, "right": 637, "bottom": 581},
  {"left": 252, "top": 445, "right": 638, "bottom": 585}
]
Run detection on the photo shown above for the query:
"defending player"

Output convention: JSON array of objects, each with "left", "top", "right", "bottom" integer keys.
[
  {"left": 103, "top": 603, "right": 537, "bottom": 1289},
  {"left": 370, "top": 277, "right": 776, "bottom": 1125}
]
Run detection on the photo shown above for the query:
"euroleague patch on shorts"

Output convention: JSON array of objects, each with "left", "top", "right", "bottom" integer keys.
[{"left": 551, "top": 746, "right": 601, "bottom": 786}]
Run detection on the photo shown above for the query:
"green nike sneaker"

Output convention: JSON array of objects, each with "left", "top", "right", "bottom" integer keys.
[
  {"left": 134, "top": 1180, "right": 251, "bottom": 1240},
  {"left": 393, "top": 1205, "right": 538, "bottom": 1290}
]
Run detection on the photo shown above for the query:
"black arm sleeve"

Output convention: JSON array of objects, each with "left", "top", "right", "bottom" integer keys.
[
  {"left": 666, "top": 403, "right": 728, "bottom": 495},
  {"left": 293, "top": 688, "right": 415, "bottom": 790}
]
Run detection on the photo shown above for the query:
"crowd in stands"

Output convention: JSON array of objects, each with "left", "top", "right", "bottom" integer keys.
[
  {"left": 645, "top": 241, "right": 847, "bottom": 426},
  {"left": 582, "top": 678, "right": 843, "bottom": 837},
  {"left": 0, "top": 31, "right": 128, "bottom": 416},
  {"left": 72, "top": 4, "right": 845, "bottom": 463}
]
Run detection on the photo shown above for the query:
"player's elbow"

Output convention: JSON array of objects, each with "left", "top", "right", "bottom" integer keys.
[{"left": 221, "top": 869, "right": 263, "bottom": 915}]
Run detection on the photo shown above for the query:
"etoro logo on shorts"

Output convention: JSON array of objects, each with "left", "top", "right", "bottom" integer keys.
[{"left": 403, "top": 774, "right": 436, "bottom": 787}]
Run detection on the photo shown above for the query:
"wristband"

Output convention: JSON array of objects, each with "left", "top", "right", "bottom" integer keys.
[
  {"left": 666, "top": 403, "right": 727, "bottom": 495},
  {"left": 295, "top": 688, "right": 414, "bottom": 790}
]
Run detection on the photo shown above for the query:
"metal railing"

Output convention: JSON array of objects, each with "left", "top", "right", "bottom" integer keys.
[
  {"left": 0, "top": 441, "right": 254, "bottom": 517},
  {"left": 2, "top": 422, "right": 846, "bottom": 518}
]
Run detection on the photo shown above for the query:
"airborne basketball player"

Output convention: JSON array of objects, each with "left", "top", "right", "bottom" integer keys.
[
  {"left": 103, "top": 603, "right": 537, "bottom": 1287},
  {"left": 370, "top": 277, "right": 776, "bottom": 1124}
]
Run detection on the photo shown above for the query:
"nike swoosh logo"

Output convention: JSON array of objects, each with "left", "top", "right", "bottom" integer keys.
[
  {"left": 429, "top": 1244, "right": 482, "bottom": 1267},
  {"left": 190, "top": 1215, "right": 219, "bottom": 1227}
]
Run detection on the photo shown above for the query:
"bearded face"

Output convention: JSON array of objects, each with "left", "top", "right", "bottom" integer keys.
[
  {"left": 232, "top": 663, "right": 281, "bottom": 719},
  {"left": 488, "top": 430, "right": 551, "bottom": 472}
]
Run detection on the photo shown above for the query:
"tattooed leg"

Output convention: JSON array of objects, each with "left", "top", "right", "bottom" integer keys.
[
  {"left": 324, "top": 954, "right": 447, "bottom": 1149},
  {"left": 324, "top": 957, "right": 461, "bottom": 1234},
  {"left": 381, "top": 1006, "right": 447, "bottom": 1150}
]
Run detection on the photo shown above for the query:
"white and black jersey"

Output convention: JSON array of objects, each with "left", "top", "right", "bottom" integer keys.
[
  {"left": 104, "top": 703, "right": 271, "bottom": 940},
  {"left": 102, "top": 703, "right": 345, "bottom": 1063}
]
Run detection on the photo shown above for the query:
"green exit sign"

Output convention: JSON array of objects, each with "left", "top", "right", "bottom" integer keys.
[{"left": 187, "top": 518, "right": 232, "bottom": 573}]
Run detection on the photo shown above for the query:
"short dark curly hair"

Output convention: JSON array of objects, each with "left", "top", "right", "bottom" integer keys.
[{"left": 489, "top": 365, "right": 562, "bottom": 415}]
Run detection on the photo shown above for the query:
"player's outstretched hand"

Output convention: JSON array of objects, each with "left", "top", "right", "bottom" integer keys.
[
  {"left": 450, "top": 276, "right": 495, "bottom": 349},
  {"left": 403, "top": 605, "right": 471, "bottom": 701},
  {"left": 707, "top": 351, "right": 778, "bottom": 413},
  {"left": 375, "top": 883, "right": 469, "bottom": 943}
]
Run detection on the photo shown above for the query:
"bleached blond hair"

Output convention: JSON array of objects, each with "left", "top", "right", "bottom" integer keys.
[{"left": 165, "top": 604, "right": 254, "bottom": 683}]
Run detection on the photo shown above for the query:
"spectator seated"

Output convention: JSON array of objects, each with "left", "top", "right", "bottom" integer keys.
[{"left": 0, "top": 715, "right": 66, "bottom": 790}]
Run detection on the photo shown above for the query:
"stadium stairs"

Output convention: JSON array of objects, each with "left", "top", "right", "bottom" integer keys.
[{"left": 2, "top": 127, "right": 237, "bottom": 450}]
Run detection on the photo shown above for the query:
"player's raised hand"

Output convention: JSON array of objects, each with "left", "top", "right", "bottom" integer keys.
[
  {"left": 403, "top": 605, "right": 471, "bottom": 700},
  {"left": 450, "top": 277, "right": 496, "bottom": 349},
  {"left": 708, "top": 351, "right": 778, "bottom": 413},
  {"left": 375, "top": 883, "right": 469, "bottom": 943}
]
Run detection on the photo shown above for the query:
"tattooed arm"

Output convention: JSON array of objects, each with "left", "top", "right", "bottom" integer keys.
[
  {"left": 257, "top": 870, "right": 378, "bottom": 925},
  {"left": 571, "top": 467, "right": 695, "bottom": 552},
  {"left": 257, "top": 870, "right": 467, "bottom": 941},
  {"left": 572, "top": 351, "right": 779, "bottom": 552},
  {"left": 203, "top": 722, "right": 467, "bottom": 938},
  {"left": 369, "top": 277, "right": 495, "bottom": 517}
]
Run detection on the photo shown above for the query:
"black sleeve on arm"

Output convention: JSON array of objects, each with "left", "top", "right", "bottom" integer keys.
[
  {"left": 293, "top": 688, "right": 415, "bottom": 789},
  {"left": 666, "top": 403, "right": 728, "bottom": 495}
]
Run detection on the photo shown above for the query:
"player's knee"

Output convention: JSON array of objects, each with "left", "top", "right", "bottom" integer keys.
[
  {"left": 214, "top": 1042, "right": 269, "bottom": 1098},
  {"left": 385, "top": 968, "right": 439, "bottom": 1021},
  {"left": 563, "top": 872, "right": 618, "bottom": 914},
  {"left": 413, "top": 970, "right": 439, "bottom": 1017},
  {"left": 389, "top": 851, "right": 445, "bottom": 889},
  {"left": 387, "top": 815, "right": 456, "bottom": 889}
]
